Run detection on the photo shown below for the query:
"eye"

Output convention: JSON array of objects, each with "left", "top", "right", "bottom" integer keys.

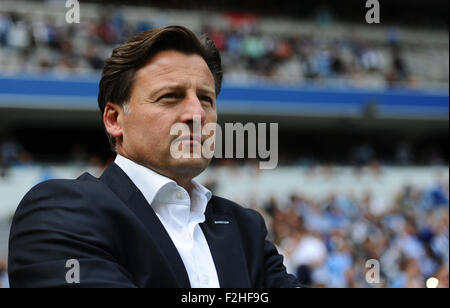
[
  {"left": 160, "top": 93, "right": 177, "bottom": 100},
  {"left": 199, "top": 96, "right": 213, "bottom": 104}
]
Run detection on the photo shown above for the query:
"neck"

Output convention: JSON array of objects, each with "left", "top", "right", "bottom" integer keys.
[
  {"left": 116, "top": 151, "right": 196, "bottom": 194},
  {"left": 176, "top": 178, "right": 193, "bottom": 195},
  {"left": 150, "top": 167, "right": 195, "bottom": 194}
]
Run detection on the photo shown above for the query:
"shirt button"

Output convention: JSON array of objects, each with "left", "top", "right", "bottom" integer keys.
[{"left": 176, "top": 190, "right": 183, "bottom": 200}]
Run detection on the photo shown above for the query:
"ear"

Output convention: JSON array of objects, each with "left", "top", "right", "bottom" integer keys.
[{"left": 103, "top": 102, "right": 124, "bottom": 140}]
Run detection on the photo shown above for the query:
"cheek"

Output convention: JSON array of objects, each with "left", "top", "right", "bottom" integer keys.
[
  {"left": 124, "top": 112, "right": 157, "bottom": 139},
  {"left": 207, "top": 109, "right": 218, "bottom": 122},
  {"left": 134, "top": 114, "right": 172, "bottom": 145}
]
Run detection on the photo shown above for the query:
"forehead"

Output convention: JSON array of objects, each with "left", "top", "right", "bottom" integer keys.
[{"left": 134, "top": 50, "right": 215, "bottom": 90}]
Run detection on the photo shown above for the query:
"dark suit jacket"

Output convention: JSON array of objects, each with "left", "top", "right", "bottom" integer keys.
[{"left": 8, "top": 163, "right": 300, "bottom": 288}]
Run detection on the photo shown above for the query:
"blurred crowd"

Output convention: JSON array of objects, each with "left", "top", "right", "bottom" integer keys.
[
  {"left": 260, "top": 180, "right": 449, "bottom": 288},
  {"left": 207, "top": 25, "right": 415, "bottom": 88},
  {"left": 0, "top": 7, "right": 448, "bottom": 88},
  {"left": 0, "top": 136, "right": 35, "bottom": 177}
]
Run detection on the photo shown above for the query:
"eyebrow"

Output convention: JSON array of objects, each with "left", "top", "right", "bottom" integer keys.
[
  {"left": 149, "top": 84, "right": 216, "bottom": 99},
  {"left": 197, "top": 87, "right": 216, "bottom": 97}
]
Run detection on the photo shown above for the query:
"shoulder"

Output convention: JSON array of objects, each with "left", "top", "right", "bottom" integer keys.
[
  {"left": 10, "top": 172, "right": 123, "bottom": 252},
  {"left": 19, "top": 172, "right": 109, "bottom": 206},
  {"left": 8, "top": 173, "right": 130, "bottom": 286},
  {"left": 20, "top": 173, "right": 89, "bottom": 200},
  {"left": 13, "top": 172, "right": 116, "bottom": 224}
]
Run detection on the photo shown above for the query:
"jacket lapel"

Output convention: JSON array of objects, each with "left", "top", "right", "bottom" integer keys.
[
  {"left": 100, "top": 163, "right": 191, "bottom": 288},
  {"left": 201, "top": 196, "right": 251, "bottom": 288}
]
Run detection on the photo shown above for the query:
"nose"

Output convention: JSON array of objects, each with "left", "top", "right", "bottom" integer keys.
[{"left": 179, "top": 91, "right": 207, "bottom": 127}]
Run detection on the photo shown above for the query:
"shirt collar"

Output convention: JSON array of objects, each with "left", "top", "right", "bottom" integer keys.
[
  {"left": 114, "top": 154, "right": 176, "bottom": 206},
  {"left": 114, "top": 154, "right": 212, "bottom": 213}
]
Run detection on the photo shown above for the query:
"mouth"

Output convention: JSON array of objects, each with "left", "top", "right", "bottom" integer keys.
[{"left": 175, "top": 135, "right": 202, "bottom": 144}]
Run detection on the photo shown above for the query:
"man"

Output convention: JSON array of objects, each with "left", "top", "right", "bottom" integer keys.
[{"left": 8, "top": 25, "right": 300, "bottom": 288}]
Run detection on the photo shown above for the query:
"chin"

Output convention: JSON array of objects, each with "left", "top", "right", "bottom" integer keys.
[{"left": 171, "top": 157, "right": 210, "bottom": 174}]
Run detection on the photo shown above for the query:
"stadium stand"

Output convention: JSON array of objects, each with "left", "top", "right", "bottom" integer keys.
[
  {"left": 0, "top": 0, "right": 448, "bottom": 288},
  {"left": 0, "top": 0, "right": 448, "bottom": 88}
]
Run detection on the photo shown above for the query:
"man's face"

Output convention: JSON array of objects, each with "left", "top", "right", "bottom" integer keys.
[{"left": 115, "top": 50, "right": 217, "bottom": 180}]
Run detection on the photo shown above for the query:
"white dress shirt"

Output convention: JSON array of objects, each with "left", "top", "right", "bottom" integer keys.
[{"left": 114, "top": 154, "right": 220, "bottom": 288}]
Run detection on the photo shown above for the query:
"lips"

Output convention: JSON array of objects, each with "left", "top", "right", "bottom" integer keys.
[{"left": 176, "top": 135, "right": 202, "bottom": 144}]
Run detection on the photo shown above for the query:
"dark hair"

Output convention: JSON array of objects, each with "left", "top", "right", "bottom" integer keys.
[{"left": 97, "top": 25, "right": 223, "bottom": 151}]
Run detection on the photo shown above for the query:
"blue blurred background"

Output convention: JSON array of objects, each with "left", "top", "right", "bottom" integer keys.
[{"left": 0, "top": 0, "right": 448, "bottom": 288}]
